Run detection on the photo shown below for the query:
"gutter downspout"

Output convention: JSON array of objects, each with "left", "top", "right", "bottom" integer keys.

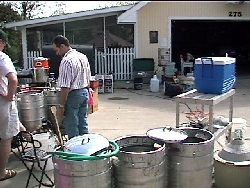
[
  {"left": 21, "top": 28, "right": 28, "bottom": 69},
  {"left": 135, "top": 12, "right": 138, "bottom": 58},
  {"left": 103, "top": 16, "right": 107, "bottom": 74},
  {"left": 63, "top": 22, "right": 66, "bottom": 37}
]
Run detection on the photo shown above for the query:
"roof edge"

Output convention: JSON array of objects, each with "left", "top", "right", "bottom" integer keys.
[
  {"left": 4, "top": 5, "right": 133, "bottom": 29},
  {"left": 117, "top": 1, "right": 150, "bottom": 23}
]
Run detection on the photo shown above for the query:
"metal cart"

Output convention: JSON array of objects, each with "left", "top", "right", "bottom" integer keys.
[{"left": 175, "top": 89, "right": 235, "bottom": 140}]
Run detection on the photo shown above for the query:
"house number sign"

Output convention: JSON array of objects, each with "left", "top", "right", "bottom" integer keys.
[{"left": 228, "top": 11, "right": 242, "bottom": 17}]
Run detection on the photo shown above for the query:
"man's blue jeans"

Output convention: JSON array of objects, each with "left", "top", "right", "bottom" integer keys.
[{"left": 63, "top": 88, "right": 89, "bottom": 139}]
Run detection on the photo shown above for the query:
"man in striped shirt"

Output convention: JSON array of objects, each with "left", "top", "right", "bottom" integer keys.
[{"left": 52, "top": 35, "right": 91, "bottom": 139}]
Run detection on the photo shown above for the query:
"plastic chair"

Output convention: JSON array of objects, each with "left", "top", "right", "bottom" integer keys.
[{"left": 13, "top": 131, "right": 54, "bottom": 188}]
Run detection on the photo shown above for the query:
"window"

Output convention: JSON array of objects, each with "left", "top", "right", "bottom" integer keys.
[{"left": 149, "top": 31, "right": 158, "bottom": 43}]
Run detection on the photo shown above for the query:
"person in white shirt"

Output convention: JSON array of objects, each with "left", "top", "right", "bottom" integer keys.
[
  {"left": 52, "top": 35, "right": 91, "bottom": 139},
  {"left": 0, "top": 29, "right": 25, "bottom": 181}
]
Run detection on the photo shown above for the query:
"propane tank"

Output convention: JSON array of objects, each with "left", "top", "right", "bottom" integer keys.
[{"left": 150, "top": 75, "right": 160, "bottom": 92}]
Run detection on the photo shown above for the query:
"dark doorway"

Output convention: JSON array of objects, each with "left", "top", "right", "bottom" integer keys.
[{"left": 171, "top": 20, "right": 250, "bottom": 76}]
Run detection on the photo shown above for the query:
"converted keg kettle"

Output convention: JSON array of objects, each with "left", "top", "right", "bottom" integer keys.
[
  {"left": 31, "top": 67, "right": 49, "bottom": 83},
  {"left": 53, "top": 134, "right": 118, "bottom": 188},
  {"left": 147, "top": 127, "right": 214, "bottom": 188}
]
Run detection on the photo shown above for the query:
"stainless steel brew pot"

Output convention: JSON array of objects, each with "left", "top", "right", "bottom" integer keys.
[{"left": 31, "top": 67, "right": 49, "bottom": 83}]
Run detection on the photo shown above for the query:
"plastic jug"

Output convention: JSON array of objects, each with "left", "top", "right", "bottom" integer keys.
[{"left": 150, "top": 75, "right": 160, "bottom": 92}]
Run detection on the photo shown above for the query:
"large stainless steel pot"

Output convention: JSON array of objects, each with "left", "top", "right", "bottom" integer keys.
[
  {"left": 43, "top": 88, "right": 61, "bottom": 106},
  {"left": 167, "top": 127, "right": 214, "bottom": 188},
  {"left": 147, "top": 127, "right": 214, "bottom": 188},
  {"left": 53, "top": 134, "right": 113, "bottom": 188},
  {"left": 31, "top": 67, "right": 49, "bottom": 83},
  {"left": 53, "top": 156, "right": 112, "bottom": 188},
  {"left": 16, "top": 91, "right": 45, "bottom": 132},
  {"left": 113, "top": 135, "right": 166, "bottom": 188}
]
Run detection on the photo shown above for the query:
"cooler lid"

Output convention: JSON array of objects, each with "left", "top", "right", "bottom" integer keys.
[
  {"left": 195, "top": 57, "right": 235, "bottom": 65},
  {"left": 146, "top": 127, "right": 188, "bottom": 143}
]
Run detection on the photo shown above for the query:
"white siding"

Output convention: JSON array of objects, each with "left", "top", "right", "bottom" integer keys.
[{"left": 136, "top": 1, "right": 250, "bottom": 65}]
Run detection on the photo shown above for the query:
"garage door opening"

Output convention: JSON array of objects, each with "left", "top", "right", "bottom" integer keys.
[{"left": 171, "top": 20, "right": 250, "bottom": 76}]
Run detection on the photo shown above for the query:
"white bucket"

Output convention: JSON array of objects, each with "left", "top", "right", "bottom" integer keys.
[{"left": 32, "top": 132, "right": 58, "bottom": 171}]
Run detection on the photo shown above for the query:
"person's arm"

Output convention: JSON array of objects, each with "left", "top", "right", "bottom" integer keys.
[
  {"left": 56, "top": 87, "right": 69, "bottom": 125},
  {"left": 5, "top": 72, "right": 18, "bottom": 101},
  {"left": 59, "top": 87, "right": 70, "bottom": 107}
]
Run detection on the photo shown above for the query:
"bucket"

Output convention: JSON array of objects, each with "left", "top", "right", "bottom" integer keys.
[
  {"left": 32, "top": 132, "right": 58, "bottom": 171},
  {"left": 167, "top": 127, "right": 214, "bottom": 188},
  {"left": 113, "top": 135, "right": 166, "bottom": 188}
]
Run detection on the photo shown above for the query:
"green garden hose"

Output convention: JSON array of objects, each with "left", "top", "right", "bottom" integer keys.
[{"left": 52, "top": 140, "right": 120, "bottom": 161}]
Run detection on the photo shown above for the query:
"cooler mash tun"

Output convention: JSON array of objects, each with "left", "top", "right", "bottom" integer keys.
[{"left": 194, "top": 57, "right": 236, "bottom": 94}]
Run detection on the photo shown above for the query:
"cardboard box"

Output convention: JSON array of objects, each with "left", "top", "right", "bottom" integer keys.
[{"left": 95, "top": 75, "right": 104, "bottom": 93}]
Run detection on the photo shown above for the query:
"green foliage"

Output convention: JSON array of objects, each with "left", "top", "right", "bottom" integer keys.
[
  {"left": 50, "top": 2, "right": 66, "bottom": 16},
  {"left": 99, "top": 1, "right": 137, "bottom": 9},
  {"left": 0, "top": 2, "right": 22, "bottom": 66},
  {"left": 6, "top": 30, "right": 22, "bottom": 67},
  {"left": 0, "top": 2, "right": 22, "bottom": 23},
  {"left": 0, "top": 1, "right": 66, "bottom": 68},
  {"left": 10, "top": 1, "right": 66, "bottom": 19}
]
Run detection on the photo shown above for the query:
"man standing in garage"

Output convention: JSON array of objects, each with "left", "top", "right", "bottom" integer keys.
[{"left": 52, "top": 35, "right": 91, "bottom": 139}]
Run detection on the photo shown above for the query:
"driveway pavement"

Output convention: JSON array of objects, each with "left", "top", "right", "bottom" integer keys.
[{"left": 1, "top": 76, "right": 250, "bottom": 188}]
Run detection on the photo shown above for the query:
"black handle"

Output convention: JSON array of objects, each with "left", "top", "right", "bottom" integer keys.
[
  {"left": 81, "top": 138, "right": 90, "bottom": 145},
  {"left": 200, "top": 57, "right": 214, "bottom": 78}
]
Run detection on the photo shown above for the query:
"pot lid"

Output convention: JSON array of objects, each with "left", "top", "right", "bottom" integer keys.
[
  {"left": 64, "top": 134, "right": 110, "bottom": 155},
  {"left": 146, "top": 126, "right": 188, "bottom": 143}
]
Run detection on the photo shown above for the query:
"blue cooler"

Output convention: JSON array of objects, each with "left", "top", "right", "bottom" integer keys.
[{"left": 194, "top": 57, "right": 236, "bottom": 94}]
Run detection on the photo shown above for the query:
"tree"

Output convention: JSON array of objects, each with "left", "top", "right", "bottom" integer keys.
[
  {"left": 4, "top": 1, "right": 66, "bottom": 20},
  {"left": 0, "top": 2, "right": 22, "bottom": 67},
  {"left": 114, "top": 1, "right": 138, "bottom": 6},
  {"left": 97, "top": 1, "right": 138, "bottom": 9},
  {"left": 50, "top": 1, "right": 66, "bottom": 16},
  {"left": 0, "top": 1, "right": 66, "bottom": 67},
  {"left": 0, "top": 2, "right": 22, "bottom": 23}
]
